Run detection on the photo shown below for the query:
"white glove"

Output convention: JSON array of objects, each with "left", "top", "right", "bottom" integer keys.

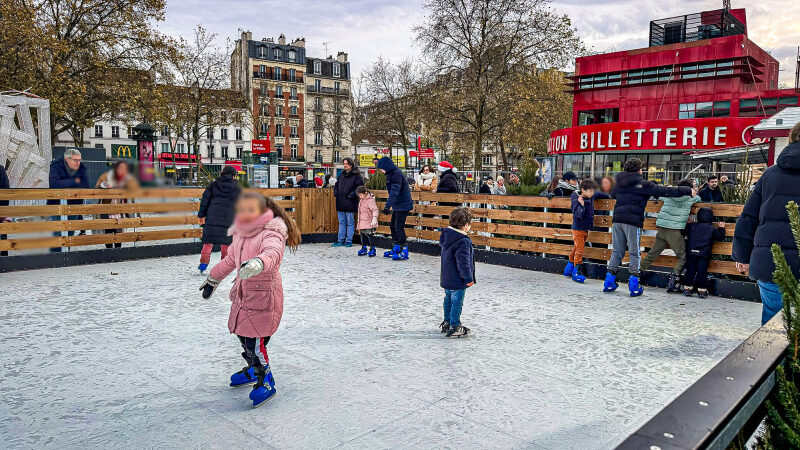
[
  {"left": 238, "top": 258, "right": 264, "bottom": 280},
  {"left": 199, "top": 276, "right": 220, "bottom": 299}
]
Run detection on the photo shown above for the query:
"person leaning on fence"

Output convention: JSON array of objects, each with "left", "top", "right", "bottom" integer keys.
[
  {"left": 564, "top": 179, "right": 597, "bottom": 283},
  {"left": 355, "top": 186, "right": 379, "bottom": 257},
  {"left": 436, "top": 161, "right": 460, "bottom": 194},
  {"left": 332, "top": 157, "right": 364, "bottom": 248},
  {"left": 604, "top": 158, "right": 692, "bottom": 297},
  {"left": 197, "top": 166, "right": 241, "bottom": 273},
  {"left": 96, "top": 161, "right": 140, "bottom": 249},
  {"left": 415, "top": 165, "right": 438, "bottom": 192},
  {"left": 48, "top": 148, "right": 90, "bottom": 252},
  {"left": 551, "top": 172, "right": 579, "bottom": 197},
  {"left": 639, "top": 179, "right": 700, "bottom": 293},
  {"left": 698, "top": 175, "right": 724, "bottom": 202},
  {"left": 492, "top": 176, "right": 507, "bottom": 195},
  {"left": 377, "top": 156, "right": 413, "bottom": 261},
  {"left": 683, "top": 207, "right": 726, "bottom": 299},
  {"left": 733, "top": 121, "right": 800, "bottom": 325}
]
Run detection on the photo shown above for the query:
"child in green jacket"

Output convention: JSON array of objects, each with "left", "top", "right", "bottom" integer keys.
[{"left": 640, "top": 179, "right": 700, "bottom": 292}]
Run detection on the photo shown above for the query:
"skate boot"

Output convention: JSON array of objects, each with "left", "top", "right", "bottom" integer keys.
[
  {"left": 628, "top": 275, "right": 644, "bottom": 297},
  {"left": 367, "top": 247, "right": 377, "bottom": 257},
  {"left": 563, "top": 261, "right": 575, "bottom": 277},
  {"left": 571, "top": 265, "right": 586, "bottom": 284},
  {"left": 446, "top": 325, "right": 471, "bottom": 338},
  {"left": 344, "top": 243, "right": 353, "bottom": 248},
  {"left": 198, "top": 263, "right": 208, "bottom": 273},
  {"left": 384, "top": 244, "right": 400, "bottom": 258},
  {"left": 683, "top": 288, "right": 693, "bottom": 297},
  {"left": 249, "top": 365, "right": 276, "bottom": 408},
  {"left": 603, "top": 272, "right": 618, "bottom": 292},
  {"left": 697, "top": 288, "right": 708, "bottom": 299},
  {"left": 357, "top": 245, "right": 369, "bottom": 256},
  {"left": 666, "top": 273, "right": 683, "bottom": 293},
  {"left": 440, "top": 321, "right": 450, "bottom": 333},
  {"left": 229, "top": 365, "right": 256, "bottom": 387},
  {"left": 393, "top": 245, "right": 409, "bottom": 261},
  {"left": 331, "top": 242, "right": 344, "bottom": 247}
]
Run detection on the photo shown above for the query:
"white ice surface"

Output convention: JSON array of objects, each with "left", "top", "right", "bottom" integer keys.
[{"left": 0, "top": 244, "right": 762, "bottom": 449}]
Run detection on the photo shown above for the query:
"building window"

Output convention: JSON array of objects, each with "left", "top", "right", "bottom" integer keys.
[
  {"left": 333, "top": 63, "right": 340, "bottom": 77},
  {"left": 275, "top": 48, "right": 282, "bottom": 60},
  {"left": 260, "top": 122, "right": 269, "bottom": 135},
  {"left": 274, "top": 67, "right": 281, "bottom": 81},
  {"left": 334, "top": 81, "right": 341, "bottom": 92},
  {"left": 275, "top": 85, "right": 283, "bottom": 97},
  {"left": 315, "top": 115, "right": 322, "bottom": 129},
  {"left": 315, "top": 79, "right": 321, "bottom": 92},
  {"left": 259, "top": 64, "right": 266, "bottom": 73},
  {"left": 275, "top": 124, "right": 283, "bottom": 137},
  {"left": 334, "top": 150, "right": 340, "bottom": 161},
  {"left": 679, "top": 101, "right": 730, "bottom": 119},
  {"left": 207, "top": 128, "right": 214, "bottom": 139},
  {"left": 315, "top": 150, "right": 322, "bottom": 163},
  {"left": 94, "top": 125, "right": 103, "bottom": 137},
  {"left": 220, "top": 128, "right": 228, "bottom": 140},
  {"left": 314, "top": 60, "right": 321, "bottom": 74},
  {"left": 236, "top": 146, "right": 242, "bottom": 159},
  {"left": 161, "top": 142, "right": 169, "bottom": 153},
  {"left": 220, "top": 146, "right": 228, "bottom": 158},
  {"left": 627, "top": 67, "right": 671, "bottom": 85},
  {"left": 315, "top": 97, "right": 323, "bottom": 110},
  {"left": 290, "top": 125, "right": 298, "bottom": 138},
  {"left": 276, "top": 105, "right": 283, "bottom": 117},
  {"left": 290, "top": 105, "right": 297, "bottom": 116},
  {"left": 482, "top": 154, "right": 492, "bottom": 166},
  {"left": 260, "top": 85, "right": 267, "bottom": 96},
  {"left": 258, "top": 47, "right": 267, "bottom": 59},
  {"left": 289, "top": 69, "right": 296, "bottom": 82},
  {"left": 290, "top": 144, "right": 298, "bottom": 159},
  {"left": 288, "top": 50, "right": 296, "bottom": 62},
  {"left": 290, "top": 87, "right": 297, "bottom": 99},
  {"left": 679, "top": 60, "right": 735, "bottom": 79},
  {"left": 161, "top": 125, "right": 169, "bottom": 136},
  {"left": 235, "top": 129, "right": 242, "bottom": 140},
  {"left": 111, "top": 126, "right": 119, "bottom": 138},
  {"left": 740, "top": 96, "right": 799, "bottom": 117},
  {"left": 578, "top": 108, "right": 619, "bottom": 126},
  {"left": 315, "top": 132, "right": 323, "bottom": 145},
  {"left": 276, "top": 144, "right": 284, "bottom": 156},
  {"left": 177, "top": 143, "right": 185, "bottom": 153},
  {"left": 336, "top": 136, "right": 342, "bottom": 146}
]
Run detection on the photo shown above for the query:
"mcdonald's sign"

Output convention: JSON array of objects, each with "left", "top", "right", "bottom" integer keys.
[{"left": 112, "top": 144, "right": 137, "bottom": 159}]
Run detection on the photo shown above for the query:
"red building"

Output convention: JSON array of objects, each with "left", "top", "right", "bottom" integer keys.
[{"left": 548, "top": 8, "right": 799, "bottom": 183}]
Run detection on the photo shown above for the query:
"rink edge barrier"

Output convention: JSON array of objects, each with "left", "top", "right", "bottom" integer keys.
[
  {"left": 616, "top": 312, "right": 788, "bottom": 450},
  {"left": 0, "top": 234, "right": 337, "bottom": 273},
  {"left": 366, "top": 235, "right": 761, "bottom": 302}
]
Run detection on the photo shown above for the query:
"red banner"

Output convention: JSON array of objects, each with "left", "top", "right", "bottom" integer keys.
[
  {"left": 418, "top": 148, "right": 435, "bottom": 158},
  {"left": 159, "top": 152, "right": 198, "bottom": 165},
  {"left": 408, "top": 150, "right": 418, "bottom": 157},
  {"left": 252, "top": 138, "right": 271, "bottom": 154},
  {"left": 547, "top": 117, "right": 761, "bottom": 155}
]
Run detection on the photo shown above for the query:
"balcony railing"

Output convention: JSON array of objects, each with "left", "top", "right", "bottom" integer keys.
[
  {"left": 306, "top": 85, "right": 349, "bottom": 96},
  {"left": 252, "top": 72, "right": 304, "bottom": 83}
]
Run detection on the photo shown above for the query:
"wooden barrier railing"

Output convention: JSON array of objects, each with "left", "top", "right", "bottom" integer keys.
[
  {"left": 0, "top": 188, "right": 336, "bottom": 252},
  {"left": 372, "top": 191, "right": 744, "bottom": 276}
]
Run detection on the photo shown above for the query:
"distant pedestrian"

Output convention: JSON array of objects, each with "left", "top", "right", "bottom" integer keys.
[
  {"left": 95, "top": 161, "right": 140, "bottom": 248},
  {"left": 600, "top": 176, "right": 615, "bottom": 196},
  {"left": 492, "top": 176, "right": 507, "bottom": 195},
  {"left": 415, "top": 165, "right": 438, "bottom": 192},
  {"left": 551, "top": 172, "right": 579, "bottom": 197},
  {"left": 197, "top": 165, "right": 241, "bottom": 273},
  {"left": 698, "top": 175, "right": 724, "bottom": 202},
  {"left": 439, "top": 207, "right": 475, "bottom": 338},
  {"left": 332, "top": 157, "right": 364, "bottom": 248},
  {"left": 436, "top": 161, "right": 460, "bottom": 193},
  {"left": 377, "top": 156, "right": 413, "bottom": 260},
  {"left": 733, "top": 122, "right": 800, "bottom": 324},
  {"left": 683, "top": 207, "right": 726, "bottom": 299},
  {"left": 295, "top": 174, "right": 310, "bottom": 188},
  {"left": 479, "top": 177, "right": 493, "bottom": 194},
  {"left": 356, "top": 186, "right": 379, "bottom": 257},
  {"left": 48, "top": 148, "right": 90, "bottom": 252}
]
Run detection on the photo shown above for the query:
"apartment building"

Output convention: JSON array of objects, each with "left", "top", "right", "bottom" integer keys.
[{"left": 305, "top": 53, "right": 353, "bottom": 165}]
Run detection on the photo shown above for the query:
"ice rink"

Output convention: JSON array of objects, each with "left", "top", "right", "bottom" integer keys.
[{"left": 1, "top": 244, "right": 762, "bottom": 449}]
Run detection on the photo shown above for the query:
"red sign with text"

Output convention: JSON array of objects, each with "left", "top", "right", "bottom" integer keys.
[
  {"left": 252, "top": 139, "right": 271, "bottom": 154},
  {"left": 159, "top": 152, "right": 198, "bottom": 165},
  {"left": 547, "top": 117, "right": 761, "bottom": 155}
]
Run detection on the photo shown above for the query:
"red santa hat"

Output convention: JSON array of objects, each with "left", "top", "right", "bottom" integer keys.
[{"left": 438, "top": 161, "right": 456, "bottom": 173}]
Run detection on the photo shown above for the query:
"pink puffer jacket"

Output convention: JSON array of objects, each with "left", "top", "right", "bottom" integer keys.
[
  {"left": 210, "top": 210, "right": 287, "bottom": 338},
  {"left": 357, "top": 194, "right": 379, "bottom": 230}
]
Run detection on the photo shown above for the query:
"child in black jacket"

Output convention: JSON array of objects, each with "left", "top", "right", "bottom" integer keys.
[{"left": 683, "top": 207, "right": 726, "bottom": 298}]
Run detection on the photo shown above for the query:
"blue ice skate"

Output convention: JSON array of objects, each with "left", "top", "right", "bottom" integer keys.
[
  {"left": 571, "top": 265, "right": 586, "bottom": 284},
  {"left": 603, "top": 272, "right": 618, "bottom": 292},
  {"left": 249, "top": 365, "right": 276, "bottom": 407},
  {"left": 385, "top": 244, "right": 400, "bottom": 258},
  {"left": 393, "top": 245, "right": 409, "bottom": 261},
  {"left": 198, "top": 263, "right": 208, "bottom": 273},
  {"left": 563, "top": 261, "right": 574, "bottom": 277},
  {"left": 357, "top": 246, "right": 369, "bottom": 256},
  {"left": 230, "top": 366, "right": 256, "bottom": 387},
  {"left": 628, "top": 275, "right": 644, "bottom": 297},
  {"left": 367, "top": 247, "right": 377, "bottom": 257}
]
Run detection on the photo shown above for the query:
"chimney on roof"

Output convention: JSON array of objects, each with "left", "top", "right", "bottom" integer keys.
[
  {"left": 337, "top": 52, "right": 348, "bottom": 63},
  {"left": 278, "top": 34, "right": 286, "bottom": 45},
  {"left": 245, "top": 31, "right": 252, "bottom": 41},
  {"left": 291, "top": 37, "right": 305, "bottom": 48}
]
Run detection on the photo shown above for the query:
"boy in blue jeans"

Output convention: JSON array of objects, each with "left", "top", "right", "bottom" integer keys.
[{"left": 439, "top": 207, "right": 475, "bottom": 337}]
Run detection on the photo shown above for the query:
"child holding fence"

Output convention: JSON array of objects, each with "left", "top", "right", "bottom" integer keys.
[
  {"left": 356, "top": 186, "right": 379, "bottom": 257},
  {"left": 564, "top": 179, "right": 597, "bottom": 283},
  {"left": 683, "top": 207, "right": 726, "bottom": 298},
  {"left": 199, "top": 192, "right": 301, "bottom": 408}
]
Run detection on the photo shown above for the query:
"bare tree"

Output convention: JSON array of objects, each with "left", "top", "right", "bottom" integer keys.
[{"left": 414, "top": 0, "right": 582, "bottom": 169}]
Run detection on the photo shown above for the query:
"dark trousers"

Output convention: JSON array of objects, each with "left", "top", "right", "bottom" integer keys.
[
  {"left": 238, "top": 335, "right": 271, "bottom": 367},
  {"left": 1, "top": 234, "right": 6, "bottom": 256},
  {"left": 683, "top": 255, "right": 711, "bottom": 291},
  {"left": 360, "top": 229, "right": 374, "bottom": 247},
  {"left": 390, "top": 211, "right": 409, "bottom": 245}
]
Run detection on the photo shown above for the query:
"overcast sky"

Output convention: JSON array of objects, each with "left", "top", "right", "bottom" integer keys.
[{"left": 159, "top": 0, "right": 799, "bottom": 86}]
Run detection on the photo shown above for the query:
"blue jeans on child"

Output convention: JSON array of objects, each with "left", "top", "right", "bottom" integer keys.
[
  {"left": 758, "top": 281, "right": 783, "bottom": 325},
  {"left": 443, "top": 289, "right": 466, "bottom": 327},
  {"left": 336, "top": 211, "right": 355, "bottom": 245}
]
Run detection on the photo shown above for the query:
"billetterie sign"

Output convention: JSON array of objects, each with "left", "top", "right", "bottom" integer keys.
[{"left": 547, "top": 117, "right": 760, "bottom": 154}]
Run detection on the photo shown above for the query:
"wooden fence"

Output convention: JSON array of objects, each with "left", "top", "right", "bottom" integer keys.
[
  {"left": 372, "top": 191, "right": 744, "bottom": 276},
  {"left": 0, "top": 188, "right": 337, "bottom": 252}
]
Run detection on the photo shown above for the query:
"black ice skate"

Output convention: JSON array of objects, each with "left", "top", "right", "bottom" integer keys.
[
  {"left": 697, "top": 288, "right": 709, "bottom": 299},
  {"left": 446, "top": 325, "right": 470, "bottom": 338},
  {"left": 440, "top": 321, "right": 450, "bottom": 333},
  {"left": 666, "top": 273, "right": 683, "bottom": 293}
]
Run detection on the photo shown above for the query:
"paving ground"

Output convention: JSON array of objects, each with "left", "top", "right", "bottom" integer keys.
[{"left": 0, "top": 244, "right": 762, "bottom": 449}]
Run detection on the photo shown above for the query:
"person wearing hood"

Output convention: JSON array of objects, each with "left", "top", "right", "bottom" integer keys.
[
  {"left": 734, "top": 122, "right": 800, "bottom": 325},
  {"left": 377, "top": 156, "right": 413, "bottom": 260},
  {"left": 551, "top": 171, "right": 579, "bottom": 197},
  {"left": 682, "top": 207, "right": 726, "bottom": 299},
  {"left": 439, "top": 207, "right": 475, "bottom": 338},
  {"left": 332, "top": 157, "right": 364, "bottom": 248},
  {"left": 435, "top": 161, "right": 460, "bottom": 194},
  {"left": 604, "top": 158, "right": 692, "bottom": 297},
  {"left": 197, "top": 165, "right": 242, "bottom": 273}
]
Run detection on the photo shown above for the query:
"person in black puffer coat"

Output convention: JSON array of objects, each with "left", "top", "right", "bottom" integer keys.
[
  {"left": 197, "top": 166, "right": 241, "bottom": 272},
  {"left": 436, "top": 161, "right": 460, "bottom": 194},
  {"left": 377, "top": 156, "right": 413, "bottom": 260},
  {"left": 682, "top": 207, "right": 726, "bottom": 298},
  {"left": 734, "top": 123, "right": 800, "bottom": 325},
  {"left": 332, "top": 158, "right": 364, "bottom": 247}
]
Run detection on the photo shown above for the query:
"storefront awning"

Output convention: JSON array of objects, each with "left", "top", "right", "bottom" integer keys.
[{"left": 684, "top": 144, "right": 769, "bottom": 163}]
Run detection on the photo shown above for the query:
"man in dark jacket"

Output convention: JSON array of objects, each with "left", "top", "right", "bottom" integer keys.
[
  {"left": 0, "top": 164, "right": 9, "bottom": 256},
  {"left": 734, "top": 123, "right": 800, "bottom": 325},
  {"left": 436, "top": 161, "right": 460, "bottom": 193},
  {"left": 48, "top": 149, "right": 90, "bottom": 252},
  {"left": 551, "top": 171, "right": 579, "bottom": 197},
  {"left": 332, "top": 158, "right": 364, "bottom": 247},
  {"left": 295, "top": 173, "right": 311, "bottom": 188},
  {"left": 439, "top": 207, "right": 475, "bottom": 337},
  {"left": 604, "top": 158, "right": 692, "bottom": 296},
  {"left": 478, "top": 177, "right": 493, "bottom": 194},
  {"left": 197, "top": 166, "right": 241, "bottom": 272},
  {"left": 698, "top": 175, "right": 724, "bottom": 202},
  {"left": 377, "top": 156, "right": 413, "bottom": 260}
]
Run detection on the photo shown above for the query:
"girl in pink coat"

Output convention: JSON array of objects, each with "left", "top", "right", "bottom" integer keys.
[
  {"left": 356, "top": 186, "right": 379, "bottom": 256},
  {"left": 200, "top": 192, "right": 301, "bottom": 407}
]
